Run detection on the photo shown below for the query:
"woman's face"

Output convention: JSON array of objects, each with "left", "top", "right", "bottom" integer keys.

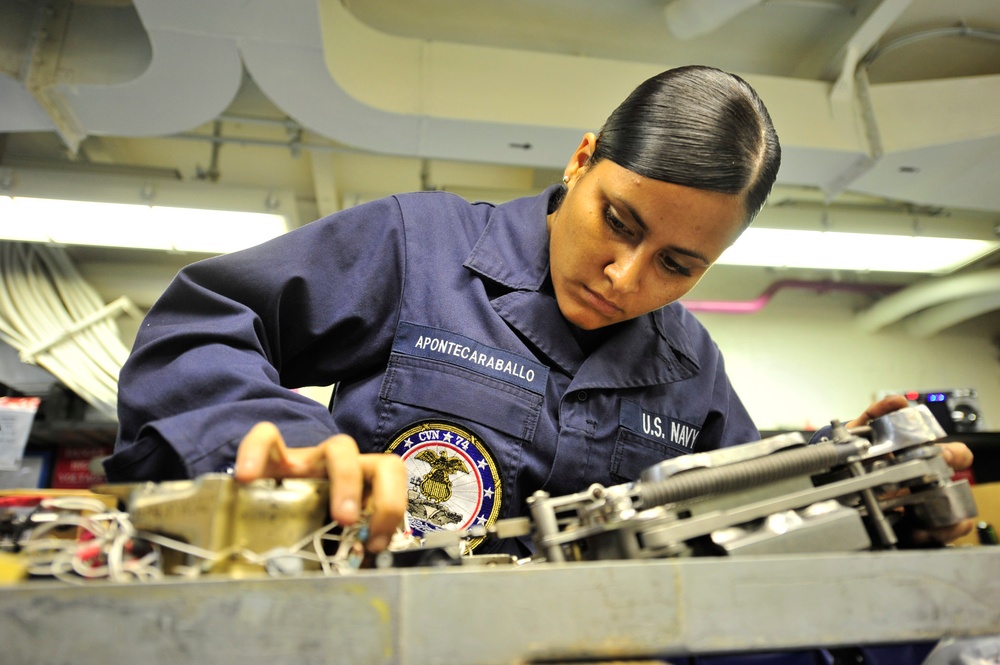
[{"left": 547, "top": 134, "right": 747, "bottom": 331}]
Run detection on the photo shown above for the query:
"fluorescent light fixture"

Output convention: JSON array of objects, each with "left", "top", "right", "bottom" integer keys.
[
  {"left": 0, "top": 195, "right": 289, "bottom": 254},
  {"left": 717, "top": 228, "right": 1000, "bottom": 273},
  {"left": 150, "top": 207, "right": 288, "bottom": 254}
]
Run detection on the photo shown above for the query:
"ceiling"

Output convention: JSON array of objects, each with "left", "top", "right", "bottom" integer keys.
[{"left": 1, "top": 0, "right": 999, "bottom": 337}]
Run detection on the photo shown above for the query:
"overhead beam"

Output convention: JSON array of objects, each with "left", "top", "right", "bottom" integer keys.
[
  {"left": 792, "top": 0, "right": 914, "bottom": 84},
  {"left": 308, "top": 150, "right": 340, "bottom": 219},
  {"left": 796, "top": 0, "right": 914, "bottom": 200},
  {"left": 23, "top": 0, "right": 86, "bottom": 154},
  {"left": 829, "top": 0, "right": 914, "bottom": 102}
]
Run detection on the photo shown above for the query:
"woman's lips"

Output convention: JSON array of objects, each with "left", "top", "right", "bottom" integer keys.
[{"left": 580, "top": 285, "right": 622, "bottom": 317}]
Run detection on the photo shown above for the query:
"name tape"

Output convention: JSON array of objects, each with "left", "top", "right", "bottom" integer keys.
[{"left": 394, "top": 322, "right": 548, "bottom": 394}]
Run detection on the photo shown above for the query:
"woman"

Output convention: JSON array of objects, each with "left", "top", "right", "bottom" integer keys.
[{"left": 106, "top": 66, "right": 971, "bottom": 557}]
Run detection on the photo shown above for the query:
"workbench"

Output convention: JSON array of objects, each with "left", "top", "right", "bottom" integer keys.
[{"left": 3, "top": 547, "right": 998, "bottom": 664}]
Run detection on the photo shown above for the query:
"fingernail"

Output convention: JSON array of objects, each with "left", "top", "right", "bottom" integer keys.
[
  {"left": 367, "top": 535, "right": 389, "bottom": 552},
  {"left": 338, "top": 499, "right": 359, "bottom": 521}
]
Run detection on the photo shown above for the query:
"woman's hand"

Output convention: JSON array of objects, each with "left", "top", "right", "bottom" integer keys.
[
  {"left": 909, "top": 441, "right": 976, "bottom": 546},
  {"left": 845, "top": 393, "right": 911, "bottom": 429},
  {"left": 849, "top": 395, "right": 975, "bottom": 545},
  {"left": 234, "top": 422, "right": 408, "bottom": 552}
]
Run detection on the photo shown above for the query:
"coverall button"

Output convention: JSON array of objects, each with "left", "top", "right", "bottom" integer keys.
[{"left": 576, "top": 390, "right": 588, "bottom": 402}]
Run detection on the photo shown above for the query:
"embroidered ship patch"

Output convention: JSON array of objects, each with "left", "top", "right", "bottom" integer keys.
[{"left": 385, "top": 420, "right": 502, "bottom": 551}]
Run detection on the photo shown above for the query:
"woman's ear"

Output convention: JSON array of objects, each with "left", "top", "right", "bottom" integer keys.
[{"left": 563, "top": 132, "right": 598, "bottom": 184}]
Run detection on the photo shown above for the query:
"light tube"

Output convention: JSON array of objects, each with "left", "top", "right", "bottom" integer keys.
[
  {"left": 718, "top": 228, "right": 1000, "bottom": 273},
  {"left": 0, "top": 196, "right": 288, "bottom": 254}
]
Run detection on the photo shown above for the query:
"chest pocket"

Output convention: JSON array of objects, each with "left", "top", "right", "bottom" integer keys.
[
  {"left": 610, "top": 430, "right": 684, "bottom": 482},
  {"left": 610, "top": 400, "right": 702, "bottom": 482},
  {"left": 379, "top": 355, "right": 544, "bottom": 441},
  {"left": 380, "top": 322, "right": 547, "bottom": 440}
]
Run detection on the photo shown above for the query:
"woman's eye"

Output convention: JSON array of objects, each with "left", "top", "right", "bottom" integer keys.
[
  {"left": 604, "top": 207, "right": 632, "bottom": 236},
  {"left": 660, "top": 255, "right": 693, "bottom": 277}
]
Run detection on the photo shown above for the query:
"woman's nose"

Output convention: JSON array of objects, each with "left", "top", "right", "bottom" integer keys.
[{"left": 605, "top": 253, "right": 642, "bottom": 293}]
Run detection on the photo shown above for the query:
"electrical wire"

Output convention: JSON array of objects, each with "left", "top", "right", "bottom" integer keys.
[
  {"left": 19, "top": 497, "right": 163, "bottom": 584},
  {"left": 863, "top": 26, "right": 1000, "bottom": 68},
  {"left": 0, "top": 241, "right": 137, "bottom": 419},
  {"left": 16, "top": 497, "right": 418, "bottom": 583}
]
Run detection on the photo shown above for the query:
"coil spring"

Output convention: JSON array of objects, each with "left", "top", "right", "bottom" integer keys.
[{"left": 635, "top": 440, "right": 849, "bottom": 509}]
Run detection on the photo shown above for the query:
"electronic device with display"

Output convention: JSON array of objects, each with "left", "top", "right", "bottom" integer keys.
[{"left": 900, "top": 388, "right": 984, "bottom": 434}]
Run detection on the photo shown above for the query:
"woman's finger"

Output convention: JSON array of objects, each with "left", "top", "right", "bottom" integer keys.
[
  {"left": 846, "top": 394, "right": 910, "bottom": 429},
  {"left": 360, "top": 453, "right": 408, "bottom": 552},
  {"left": 909, "top": 518, "right": 975, "bottom": 547},
  {"left": 938, "top": 442, "right": 974, "bottom": 472},
  {"left": 235, "top": 422, "right": 328, "bottom": 481},
  {"left": 322, "top": 434, "right": 365, "bottom": 526},
  {"left": 234, "top": 422, "right": 285, "bottom": 482}
]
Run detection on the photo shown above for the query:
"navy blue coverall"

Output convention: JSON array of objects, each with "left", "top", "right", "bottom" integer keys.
[{"left": 106, "top": 185, "right": 933, "bottom": 664}]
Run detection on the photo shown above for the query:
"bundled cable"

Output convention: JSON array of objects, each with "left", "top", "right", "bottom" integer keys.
[
  {"left": 17, "top": 497, "right": 416, "bottom": 582},
  {"left": 0, "top": 241, "right": 139, "bottom": 420}
]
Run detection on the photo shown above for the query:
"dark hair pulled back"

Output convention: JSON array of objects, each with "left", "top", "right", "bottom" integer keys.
[{"left": 591, "top": 65, "right": 780, "bottom": 227}]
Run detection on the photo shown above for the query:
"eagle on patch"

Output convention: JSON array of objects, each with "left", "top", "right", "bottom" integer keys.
[{"left": 414, "top": 449, "right": 469, "bottom": 503}]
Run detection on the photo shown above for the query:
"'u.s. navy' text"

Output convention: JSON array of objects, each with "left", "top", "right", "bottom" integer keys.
[
  {"left": 642, "top": 413, "right": 699, "bottom": 449},
  {"left": 620, "top": 400, "right": 701, "bottom": 452}
]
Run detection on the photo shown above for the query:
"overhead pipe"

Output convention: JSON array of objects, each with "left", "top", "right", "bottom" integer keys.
[
  {"left": 681, "top": 279, "right": 902, "bottom": 314},
  {"left": 903, "top": 291, "right": 1000, "bottom": 337},
  {"left": 855, "top": 268, "right": 1000, "bottom": 332},
  {"left": 862, "top": 25, "right": 1000, "bottom": 67},
  {"left": 170, "top": 131, "right": 367, "bottom": 156}
]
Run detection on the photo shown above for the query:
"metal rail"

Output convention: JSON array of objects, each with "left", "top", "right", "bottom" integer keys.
[{"left": 3, "top": 548, "right": 999, "bottom": 664}]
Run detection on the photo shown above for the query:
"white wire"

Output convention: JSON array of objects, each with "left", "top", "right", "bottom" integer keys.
[
  {"left": 19, "top": 497, "right": 422, "bottom": 583},
  {"left": 6, "top": 248, "right": 114, "bottom": 413},
  {"left": 0, "top": 241, "right": 134, "bottom": 419},
  {"left": 21, "top": 507, "right": 164, "bottom": 583},
  {"left": 13, "top": 244, "right": 116, "bottom": 409},
  {"left": 1, "top": 244, "right": 109, "bottom": 409},
  {"left": 28, "top": 254, "right": 118, "bottom": 381},
  {"left": 37, "top": 248, "right": 128, "bottom": 371}
]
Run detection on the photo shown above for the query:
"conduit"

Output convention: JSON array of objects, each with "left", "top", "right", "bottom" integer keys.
[
  {"left": 863, "top": 25, "right": 1000, "bottom": 67},
  {"left": 681, "top": 279, "right": 902, "bottom": 314},
  {"left": 0, "top": 242, "right": 135, "bottom": 419},
  {"left": 903, "top": 291, "right": 1000, "bottom": 338},
  {"left": 855, "top": 268, "right": 1000, "bottom": 333}
]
